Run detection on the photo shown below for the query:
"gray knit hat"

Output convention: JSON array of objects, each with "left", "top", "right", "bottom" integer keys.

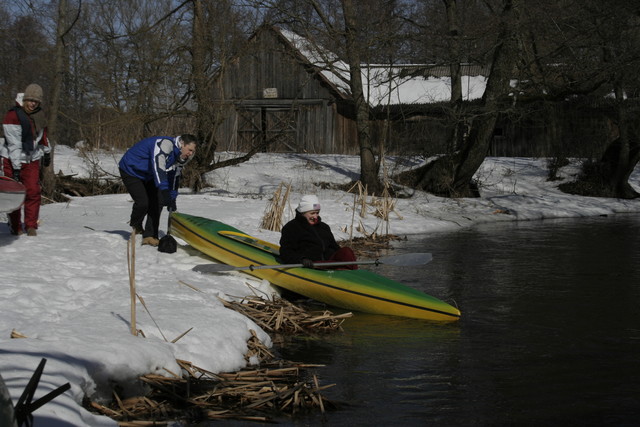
[{"left": 23, "top": 83, "right": 43, "bottom": 103}]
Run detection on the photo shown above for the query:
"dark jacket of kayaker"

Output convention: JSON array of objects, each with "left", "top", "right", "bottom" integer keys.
[{"left": 279, "top": 211, "right": 340, "bottom": 263}]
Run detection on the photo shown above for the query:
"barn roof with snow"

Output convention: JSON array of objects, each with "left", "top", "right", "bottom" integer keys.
[
  {"left": 211, "top": 25, "right": 488, "bottom": 154},
  {"left": 275, "top": 27, "right": 488, "bottom": 106}
]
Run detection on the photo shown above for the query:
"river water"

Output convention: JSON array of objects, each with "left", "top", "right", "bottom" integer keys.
[{"left": 273, "top": 214, "right": 640, "bottom": 426}]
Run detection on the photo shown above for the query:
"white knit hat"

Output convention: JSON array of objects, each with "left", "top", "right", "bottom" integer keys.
[{"left": 297, "top": 195, "right": 321, "bottom": 213}]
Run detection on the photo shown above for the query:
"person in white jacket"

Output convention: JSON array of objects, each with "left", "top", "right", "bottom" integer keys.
[{"left": 1, "top": 83, "right": 51, "bottom": 236}]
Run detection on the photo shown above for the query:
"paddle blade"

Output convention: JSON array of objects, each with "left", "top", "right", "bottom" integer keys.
[
  {"left": 193, "top": 264, "right": 236, "bottom": 273},
  {"left": 379, "top": 253, "right": 433, "bottom": 266}
]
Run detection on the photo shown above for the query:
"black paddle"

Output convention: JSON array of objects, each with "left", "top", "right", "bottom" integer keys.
[{"left": 193, "top": 252, "right": 432, "bottom": 274}]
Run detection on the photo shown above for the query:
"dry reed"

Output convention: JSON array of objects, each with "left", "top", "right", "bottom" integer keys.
[
  {"left": 127, "top": 230, "right": 137, "bottom": 336},
  {"left": 87, "top": 358, "right": 337, "bottom": 424},
  {"left": 344, "top": 180, "right": 402, "bottom": 242},
  {"left": 259, "top": 182, "right": 291, "bottom": 231},
  {"left": 85, "top": 294, "right": 346, "bottom": 424},
  {"left": 219, "top": 294, "right": 352, "bottom": 335}
]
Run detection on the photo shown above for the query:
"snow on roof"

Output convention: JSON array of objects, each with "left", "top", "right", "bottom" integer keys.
[
  {"left": 277, "top": 27, "right": 487, "bottom": 106},
  {"left": 364, "top": 66, "right": 487, "bottom": 105},
  {"left": 277, "top": 28, "right": 352, "bottom": 97}
]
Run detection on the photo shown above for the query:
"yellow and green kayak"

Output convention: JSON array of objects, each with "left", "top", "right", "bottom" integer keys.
[{"left": 170, "top": 212, "right": 460, "bottom": 322}]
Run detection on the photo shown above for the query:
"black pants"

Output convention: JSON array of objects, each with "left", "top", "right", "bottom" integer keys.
[{"left": 120, "top": 169, "right": 161, "bottom": 238}]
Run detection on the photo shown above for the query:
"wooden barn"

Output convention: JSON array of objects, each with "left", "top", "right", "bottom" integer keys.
[
  {"left": 212, "top": 25, "right": 612, "bottom": 158},
  {"left": 211, "top": 25, "right": 491, "bottom": 155},
  {"left": 212, "top": 25, "right": 359, "bottom": 154}
]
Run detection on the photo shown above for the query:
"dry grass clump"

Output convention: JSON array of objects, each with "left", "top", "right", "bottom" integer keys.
[
  {"left": 87, "top": 359, "right": 338, "bottom": 424},
  {"left": 343, "top": 234, "right": 406, "bottom": 259},
  {"left": 85, "top": 294, "right": 347, "bottom": 424},
  {"left": 260, "top": 182, "right": 291, "bottom": 231},
  {"left": 370, "top": 184, "right": 402, "bottom": 222},
  {"left": 220, "top": 294, "right": 352, "bottom": 335},
  {"left": 341, "top": 180, "right": 403, "bottom": 240},
  {"left": 260, "top": 179, "right": 403, "bottom": 242}
]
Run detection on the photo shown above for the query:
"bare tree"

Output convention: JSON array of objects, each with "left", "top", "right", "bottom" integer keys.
[
  {"left": 442, "top": 0, "right": 464, "bottom": 152},
  {"left": 183, "top": 0, "right": 262, "bottom": 191},
  {"left": 481, "top": 0, "right": 640, "bottom": 198},
  {"left": 340, "top": 0, "right": 380, "bottom": 192},
  {"left": 41, "top": 0, "right": 82, "bottom": 199},
  {"left": 555, "top": 1, "right": 640, "bottom": 198},
  {"left": 397, "top": 0, "right": 522, "bottom": 197},
  {"left": 4, "top": 0, "right": 635, "bottom": 201},
  {"left": 0, "top": 13, "right": 53, "bottom": 106},
  {"left": 63, "top": 0, "right": 193, "bottom": 149},
  {"left": 257, "top": 0, "right": 411, "bottom": 193}
]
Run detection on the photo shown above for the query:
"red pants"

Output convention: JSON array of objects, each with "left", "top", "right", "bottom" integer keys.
[
  {"left": 317, "top": 247, "right": 358, "bottom": 270},
  {"left": 2, "top": 158, "right": 41, "bottom": 233}
]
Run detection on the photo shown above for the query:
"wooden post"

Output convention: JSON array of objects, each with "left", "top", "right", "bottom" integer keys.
[{"left": 127, "top": 231, "right": 137, "bottom": 336}]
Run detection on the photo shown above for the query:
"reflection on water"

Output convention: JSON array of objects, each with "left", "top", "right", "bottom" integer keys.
[{"left": 275, "top": 215, "right": 640, "bottom": 426}]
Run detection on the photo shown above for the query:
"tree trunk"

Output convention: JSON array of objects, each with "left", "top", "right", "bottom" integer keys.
[
  {"left": 558, "top": 40, "right": 640, "bottom": 199},
  {"left": 593, "top": 21, "right": 640, "bottom": 198},
  {"left": 187, "top": 0, "right": 218, "bottom": 191},
  {"left": 560, "top": 101, "right": 640, "bottom": 199},
  {"left": 192, "top": 0, "right": 212, "bottom": 150},
  {"left": 443, "top": 0, "right": 464, "bottom": 153},
  {"left": 612, "top": 104, "right": 640, "bottom": 197},
  {"left": 43, "top": 0, "right": 70, "bottom": 199},
  {"left": 396, "top": 0, "right": 521, "bottom": 197},
  {"left": 342, "top": 0, "right": 381, "bottom": 193}
]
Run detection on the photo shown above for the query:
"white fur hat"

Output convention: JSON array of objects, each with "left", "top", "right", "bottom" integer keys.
[{"left": 297, "top": 195, "right": 321, "bottom": 213}]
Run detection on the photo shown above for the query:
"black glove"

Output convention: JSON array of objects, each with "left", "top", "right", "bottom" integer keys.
[
  {"left": 13, "top": 169, "right": 21, "bottom": 182},
  {"left": 43, "top": 153, "right": 51, "bottom": 167},
  {"left": 301, "top": 258, "right": 314, "bottom": 268},
  {"left": 159, "top": 189, "right": 171, "bottom": 206},
  {"left": 167, "top": 199, "right": 177, "bottom": 212}
]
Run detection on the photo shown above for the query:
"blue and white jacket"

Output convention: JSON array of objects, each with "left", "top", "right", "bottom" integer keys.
[{"left": 118, "top": 136, "right": 192, "bottom": 197}]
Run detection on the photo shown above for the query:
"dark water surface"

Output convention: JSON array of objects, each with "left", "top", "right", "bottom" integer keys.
[{"left": 228, "top": 214, "right": 640, "bottom": 426}]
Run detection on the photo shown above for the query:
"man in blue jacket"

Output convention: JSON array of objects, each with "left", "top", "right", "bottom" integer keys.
[{"left": 119, "top": 134, "right": 197, "bottom": 246}]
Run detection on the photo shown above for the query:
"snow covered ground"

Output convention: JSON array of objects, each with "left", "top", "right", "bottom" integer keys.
[{"left": 1, "top": 145, "right": 639, "bottom": 425}]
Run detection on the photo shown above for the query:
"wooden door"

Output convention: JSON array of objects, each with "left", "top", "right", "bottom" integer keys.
[{"left": 236, "top": 107, "right": 298, "bottom": 152}]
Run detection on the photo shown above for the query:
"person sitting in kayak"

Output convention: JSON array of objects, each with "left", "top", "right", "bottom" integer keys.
[{"left": 279, "top": 195, "right": 357, "bottom": 269}]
